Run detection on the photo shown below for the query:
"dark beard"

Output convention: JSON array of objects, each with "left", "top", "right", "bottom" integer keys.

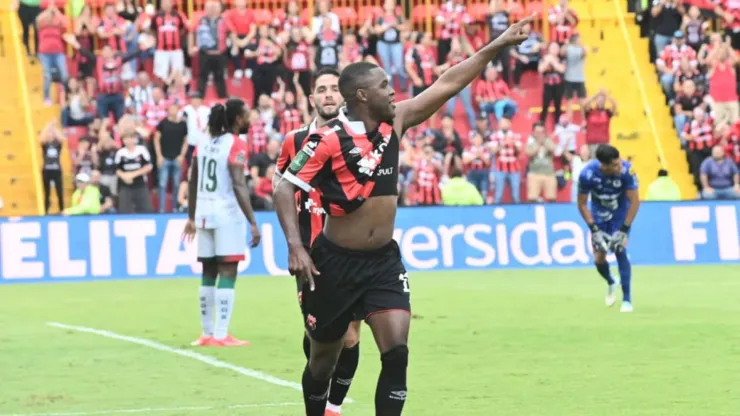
[{"left": 316, "top": 108, "right": 339, "bottom": 120}]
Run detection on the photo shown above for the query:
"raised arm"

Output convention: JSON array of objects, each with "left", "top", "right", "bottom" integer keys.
[{"left": 394, "top": 16, "right": 533, "bottom": 134}]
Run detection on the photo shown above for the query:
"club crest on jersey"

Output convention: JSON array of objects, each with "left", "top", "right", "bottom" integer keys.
[
  {"left": 613, "top": 179, "right": 621, "bottom": 187},
  {"left": 290, "top": 150, "right": 310, "bottom": 171}
]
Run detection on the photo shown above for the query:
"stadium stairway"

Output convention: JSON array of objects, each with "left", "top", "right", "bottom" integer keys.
[
  {"left": 0, "top": 8, "right": 69, "bottom": 216},
  {"left": 577, "top": 0, "right": 695, "bottom": 199}
]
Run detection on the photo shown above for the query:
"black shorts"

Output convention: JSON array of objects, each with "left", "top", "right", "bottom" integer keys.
[
  {"left": 564, "top": 81, "right": 586, "bottom": 99},
  {"left": 301, "top": 234, "right": 411, "bottom": 343}
]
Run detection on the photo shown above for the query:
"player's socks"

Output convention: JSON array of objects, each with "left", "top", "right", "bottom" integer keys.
[
  {"left": 302, "top": 365, "right": 331, "bottom": 416},
  {"left": 595, "top": 262, "right": 615, "bottom": 285},
  {"left": 616, "top": 250, "right": 632, "bottom": 303},
  {"left": 375, "top": 345, "right": 408, "bottom": 416},
  {"left": 199, "top": 276, "right": 217, "bottom": 336},
  {"left": 327, "top": 342, "right": 360, "bottom": 412},
  {"left": 303, "top": 333, "right": 311, "bottom": 360},
  {"left": 213, "top": 277, "right": 236, "bottom": 340}
]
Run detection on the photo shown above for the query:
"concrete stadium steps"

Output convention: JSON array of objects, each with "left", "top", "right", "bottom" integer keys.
[
  {"left": 0, "top": 10, "right": 65, "bottom": 216},
  {"left": 578, "top": 0, "right": 694, "bottom": 199}
]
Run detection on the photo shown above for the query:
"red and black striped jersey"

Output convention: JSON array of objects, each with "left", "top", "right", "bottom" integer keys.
[
  {"left": 277, "top": 120, "right": 326, "bottom": 249},
  {"left": 282, "top": 111, "right": 399, "bottom": 217}
]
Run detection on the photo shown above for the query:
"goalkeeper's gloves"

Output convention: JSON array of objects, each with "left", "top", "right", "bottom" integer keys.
[
  {"left": 610, "top": 224, "right": 630, "bottom": 252},
  {"left": 589, "top": 223, "right": 610, "bottom": 253}
]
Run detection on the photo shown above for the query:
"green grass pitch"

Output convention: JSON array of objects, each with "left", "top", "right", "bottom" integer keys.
[{"left": 1, "top": 265, "right": 739, "bottom": 416}]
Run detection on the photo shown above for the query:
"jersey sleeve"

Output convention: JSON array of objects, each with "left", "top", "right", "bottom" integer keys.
[
  {"left": 623, "top": 164, "right": 639, "bottom": 190},
  {"left": 228, "top": 137, "right": 248, "bottom": 166},
  {"left": 282, "top": 133, "right": 333, "bottom": 192},
  {"left": 276, "top": 132, "right": 297, "bottom": 174},
  {"left": 138, "top": 145, "right": 152, "bottom": 165},
  {"left": 577, "top": 168, "right": 593, "bottom": 195}
]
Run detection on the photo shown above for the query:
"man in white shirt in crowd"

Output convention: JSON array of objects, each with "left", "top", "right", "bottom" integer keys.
[{"left": 181, "top": 91, "right": 211, "bottom": 164}]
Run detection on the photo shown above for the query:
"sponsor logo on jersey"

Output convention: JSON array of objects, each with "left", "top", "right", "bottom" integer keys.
[
  {"left": 357, "top": 140, "right": 389, "bottom": 176},
  {"left": 304, "top": 198, "right": 327, "bottom": 215}
]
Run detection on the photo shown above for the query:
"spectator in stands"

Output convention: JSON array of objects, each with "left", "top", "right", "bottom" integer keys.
[
  {"left": 177, "top": 169, "right": 189, "bottom": 213},
  {"left": 721, "top": 121, "right": 740, "bottom": 168},
  {"left": 437, "top": 36, "right": 476, "bottom": 128},
  {"left": 90, "top": 169, "right": 115, "bottom": 213},
  {"left": 539, "top": 42, "right": 566, "bottom": 125},
  {"left": 98, "top": 3, "right": 131, "bottom": 78},
  {"left": 97, "top": 137, "right": 119, "bottom": 196},
  {"left": 525, "top": 122, "right": 557, "bottom": 203},
  {"left": 73, "top": 5, "right": 96, "bottom": 95},
  {"left": 40, "top": 119, "right": 64, "bottom": 214},
  {"left": 312, "top": 0, "right": 340, "bottom": 36},
  {"left": 673, "top": 79, "right": 709, "bottom": 140},
  {"left": 462, "top": 132, "right": 491, "bottom": 198},
  {"left": 192, "top": 0, "right": 228, "bottom": 99},
  {"left": 154, "top": 103, "right": 188, "bottom": 213},
  {"left": 250, "top": 25, "right": 282, "bottom": 102},
  {"left": 706, "top": 41, "right": 739, "bottom": 131},
  {"left": 375, "top": 0, "right": 407, "bottom": 90},
  {"left": 582, "top": 88, "right": 617, "bottom": 155},
  {"left": 412, "top": 144, "right": 443, "bottom": 206},
  {"left": 491, "top": 118, "right": 522, "bottom": 204},
  {"left": 256, "top": 94, "right": 281, "bottom": 138},
  {"left": 441, "top": 168, "right": 484, "bottom": 206},
  {"left": 36, "top": 3, "right": 69, "bottom": 105},
  {"left": 476, "top": 66, "right": 517, "bottom": 123},
  {"left": 684, "top": 106, "right": 716, "bottom": 187},
  {"left": 436, "top": 0, "right": 470, "bottom": 65},
  {"left": 673, "top": 56, "right": 704, "bottom": 96},
  {"left": 253, "top": 164, "right": 276, "bottom": 210},
  {"left": 339, "top": 31, "right": 365, "bottom": 69},
  {"left": 569, "top": 143, "right": 591, "bottom": 202},
  {"left": 13, "top": 0, "right": 42, "bottom": 57},
  {"left": 74, "top": 137, "right": 96, "bottom": 177},
  {"left": 714, "top": 1, "right": 740, "bottom": 51},
  {"left": 698, "top": 32, "right": 723, "bottom": 68},
  {"left": 646, "top": 169, "right": 681, "bottom": 201},
  {"left": 165, "top": 70, "right": 190, "bottom": 106},
  {"left": 700, "top": 145, "right": 740, "bottom": 199},
  {"left": 126, "top": 71, "right": 154, "bottom": 115},
  {"left": 406, "top": 31, "right": 436, "bottom": 98},
  {"left": 62, "top": 78, "right": 95, "bottom": 127},
  {"left": 470, "top": 114, "right": 493, "bottom": 141},
  {"left": 250, "top": 138, "right": 280, "bottom": 183},
  {"left": 181, "top": 92, "right": 209, "bottom": 163},
  {"left": 511, "top": 21, "right": 543, "bottom": 90},
  {"left": 141, "top": 86, "right": 170, "bottom": 133},
  {"left": 433, "top": 114, "right": 464, "bottom": 176},
  {"left": 562, "top": 33, "right": 587, "bottom": 119},
  {"left": 651, "top": 0, "right": 684, "bottom": 57},
  {"left": 63, "top": 173, "right": 101, "bottom": 216},
  {"left": 656, "top": 30, "right": 696, "bottom": 97},
  {"left": 283, "top": 27, "right": 312, "bottom": 96},
  {"left": 151, "top": 0, "right": 188, "bottom": 82},
  {"left": 224, "top": 0, "right": 256, "bottom": 80},
  {"left": 72, "top": 35, "right": 152, "bottom": 122},
  {"left": 681, "top": 5, "right": 708, "bottom": 52},
  {"left": 115, "top": 131, "right": 153, "bottom": 214},
  {"left": 553, "top": 114, "right": 580, "bottom": 158},
  {"left": 548, "top": 0, "right": 579, "bottom": 45},
  {"left": 486, "top": 0, "right": 513, "bottom": 85}
]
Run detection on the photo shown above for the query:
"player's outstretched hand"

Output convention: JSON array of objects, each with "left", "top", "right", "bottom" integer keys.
[
  {"left": 249, "top": 223, "right": 261, "bottom": 248},
  {"left": 495, "top": 14, "right": 536, "bottom": 47},
  {"left": 288, "top": 246, "right": 320, "bottom": 291},
  {"left": 182, "top": 219, "right": 196, "bottom": 243}
]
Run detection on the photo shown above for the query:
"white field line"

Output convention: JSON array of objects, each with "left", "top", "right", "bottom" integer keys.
[
  {"left": 0, "top": 402, "right": 303, "bottom": 416},
  {"left": 45, "top": 322, "right": 354, "bottom": 404}
]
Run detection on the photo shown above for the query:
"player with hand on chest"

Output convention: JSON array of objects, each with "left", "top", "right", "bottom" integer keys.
[
  {"left": 577, "top": 144, "right": 641, "bottom": 313},
  {"left": 274, "top": 16, "right": 533, "bottom": 416}
]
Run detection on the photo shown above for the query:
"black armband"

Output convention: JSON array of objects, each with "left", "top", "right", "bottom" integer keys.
[
  {"left": 588, "top": 223, "right": 599, "bottom": 233},
  {"left": 620, "top": 224, "right": 631, "bottom": 233}
]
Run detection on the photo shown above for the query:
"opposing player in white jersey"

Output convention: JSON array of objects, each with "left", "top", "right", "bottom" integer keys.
[{"left": 183, "top": 98, "right": 261, "bottom": 347}]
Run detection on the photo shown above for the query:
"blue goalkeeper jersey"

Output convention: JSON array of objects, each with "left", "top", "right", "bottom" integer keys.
[{"left": 577, "top": 160, "right": 638, "bottom": 231}]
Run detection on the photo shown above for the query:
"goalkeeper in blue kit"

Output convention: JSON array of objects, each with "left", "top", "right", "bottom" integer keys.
[{"left": 577, "top": 145, "right": 641, "bottom": 312}]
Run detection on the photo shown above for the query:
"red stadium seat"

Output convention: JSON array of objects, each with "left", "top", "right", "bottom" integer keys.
[
  {"left": 411, "top": 4, "right": 439, "bottom": 23},
  {"left": 525, "top": 1, "right": 544, "bottom": 17},
  {"left": 334, "top": 7, "right": 358, "bottom": 26},
  {"left": 190, "top": 11, "right": 204, "bottom": 29},
  {"left": 357, "top": 6, "right": 382, "bottom": 23},
  {"left": 468, "top": 3, "right": 488, "bottom": 22},
  {"left": 252, "top": 9, "right": 273, "bottom": 25},
  {"left": 300, "top": 8, "right": 313, "bottom": 26}
]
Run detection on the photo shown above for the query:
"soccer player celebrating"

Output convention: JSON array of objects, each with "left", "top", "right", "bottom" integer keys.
[
  {"left": 274, "top": 17, "right": 533, "bottom": 416},
  {"left": 183, "top": 99, "right": 262, "bottom": 346},
  {"left": 576, "top": 144, "right": 640, "bottom": 313},
  {"left": 274, "top": 68, "right": 361, "bottom": 416}
]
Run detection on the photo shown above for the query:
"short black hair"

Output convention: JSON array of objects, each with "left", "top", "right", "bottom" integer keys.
[
  {"left": 338, "top": 61, "right": 380, "bottom": 102},
  {"left": 449, "top": 167, "right": 463, "bottom": 178},
  {"left": 658, "top": 169, "right": 669, "bottom": 177},
  {"left": 595, "top": 144, "right": 620, "bottom": 164},
  {"left": 312, "top": 67, "right": 340, "bottom": 91},
  {"left": 208, "top": 98, "right": 246, "bottom": 137}
]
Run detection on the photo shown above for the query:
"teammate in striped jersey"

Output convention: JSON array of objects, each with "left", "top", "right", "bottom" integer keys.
[{"left": 274, "top": 67, "right": 360, "bottom": 416}]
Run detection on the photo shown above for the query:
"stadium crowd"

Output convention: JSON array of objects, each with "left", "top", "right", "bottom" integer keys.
[
  {"left": 648, "top": 0, "right": 740, "bottom": 199},
  {"left": 22, "top": 0, "right": 625, "bottom": 215}
]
